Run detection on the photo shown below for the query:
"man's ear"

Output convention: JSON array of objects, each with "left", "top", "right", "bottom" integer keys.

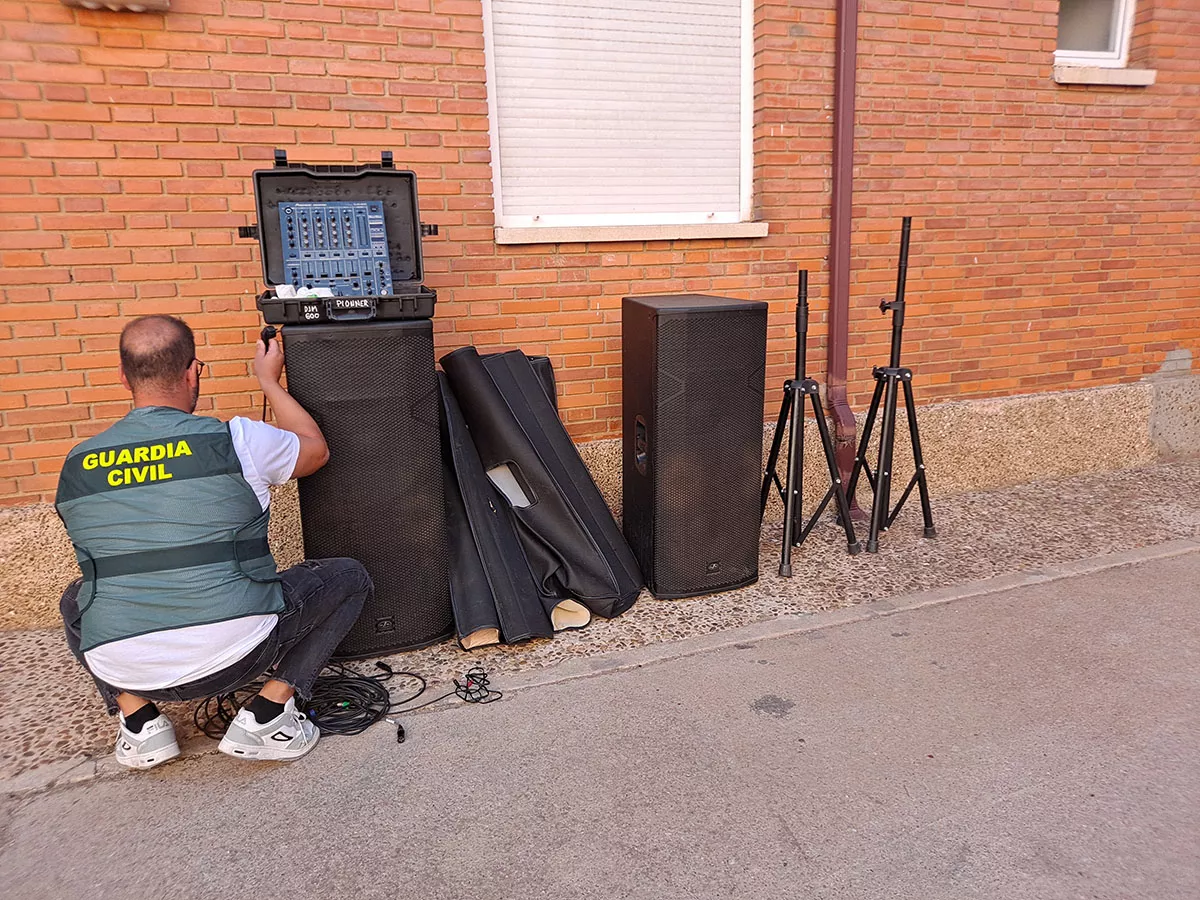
[{"left": 118, "top": 363, "right": 132, "bottom": 393}]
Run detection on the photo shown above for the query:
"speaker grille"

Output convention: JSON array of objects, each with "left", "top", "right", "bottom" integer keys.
[
  {"left": 652, "top": 311, "right": 765, "bottom": 594},
  {"left": 282, "top": 321, "right": 453, "bottom": 657},
  {"left": 623, "top": 296, "right": 767, "bottom": 598}
]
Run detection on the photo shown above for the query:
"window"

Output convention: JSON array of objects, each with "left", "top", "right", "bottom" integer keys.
[
  {"left": 483, "top": 0, "right": 758, "bottom": 242},
  {"left": 1055, "top": 0, "right": 1137, "bottom": 68}
]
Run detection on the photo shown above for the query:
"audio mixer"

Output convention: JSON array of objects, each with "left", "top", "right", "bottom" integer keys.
[{"left": 279, "top": 200, "right": 394, "bottom": 297}]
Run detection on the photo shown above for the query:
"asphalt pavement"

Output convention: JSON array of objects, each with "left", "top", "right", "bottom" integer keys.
[{"left": 1, "top": 550, "right": 1197, "bottom": 900}]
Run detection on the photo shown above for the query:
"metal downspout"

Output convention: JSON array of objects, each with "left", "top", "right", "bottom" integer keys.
[{"left": 827, "top": 0, "right": 859, "bottom": 482}]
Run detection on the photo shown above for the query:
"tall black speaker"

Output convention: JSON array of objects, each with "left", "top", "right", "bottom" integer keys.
[
  {"left": 622, "top": 294, "right": 768, "bottom": 599},
  {"left": 282, "top": 319, "right": 453, "bottom": 657}
]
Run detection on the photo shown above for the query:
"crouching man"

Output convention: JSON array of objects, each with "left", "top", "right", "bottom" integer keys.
[{"left": 55, "top": 315, "right": 373, "bottom": 769}]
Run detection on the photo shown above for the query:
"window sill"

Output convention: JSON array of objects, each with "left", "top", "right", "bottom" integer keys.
[
  {"left": 1053, "top": 65, "right": 1156, "bottom": 86},
  {"left": 494, "top": 222, "right": 770, "bottom": 246}
]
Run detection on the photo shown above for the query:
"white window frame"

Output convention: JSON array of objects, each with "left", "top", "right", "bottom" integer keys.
[
  {"left": 1054, "top": 0, "right": 1137, "bottom": 69},
  {"left": 482, "top": 0, "right": 758, "bottom": 241}
]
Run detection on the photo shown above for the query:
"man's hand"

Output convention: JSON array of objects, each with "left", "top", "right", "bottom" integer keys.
[
  {"left": 253, "top": 334, "right": 285, "bottom": 385},
  {"left": 251, "top": 331, "right": 330, "bottom": 477}
]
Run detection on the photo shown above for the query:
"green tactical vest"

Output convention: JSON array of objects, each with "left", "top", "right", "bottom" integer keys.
[{"left": 55, "top": 406, "right": 285, "bottom": 652}]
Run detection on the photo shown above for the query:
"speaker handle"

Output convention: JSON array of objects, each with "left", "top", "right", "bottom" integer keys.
[{"left": 634, "top": 416, "right": 649, "bottom": 475}]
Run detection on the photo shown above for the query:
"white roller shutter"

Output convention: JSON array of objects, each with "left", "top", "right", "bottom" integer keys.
[{"left": 484, "top": 0, "right": 750, "bottom": 228}]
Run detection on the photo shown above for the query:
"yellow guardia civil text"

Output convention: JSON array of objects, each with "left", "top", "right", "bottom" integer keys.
[{"left": 80, "top": 440, "right": 193, "bottom": 487}]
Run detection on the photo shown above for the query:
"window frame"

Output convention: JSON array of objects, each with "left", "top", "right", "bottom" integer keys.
[
  {"left": 1053, "top": 0, "right": 1138, "bottom": 69},
  {"left": 481, "top": 0, "right": 757, "bottom": 235}
]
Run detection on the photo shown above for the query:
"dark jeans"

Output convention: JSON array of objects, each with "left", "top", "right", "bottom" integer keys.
[{"left": 61, "top": 558, "right": 373, "bottom": 716}]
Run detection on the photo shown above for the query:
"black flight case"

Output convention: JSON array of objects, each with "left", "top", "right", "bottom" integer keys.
[{"left": 240, "top": 149, "right": 438, "bottom": 325}]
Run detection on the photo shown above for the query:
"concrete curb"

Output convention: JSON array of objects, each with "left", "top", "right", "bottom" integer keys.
[{"left": 5, "top": 537, "right": 1198, "bottom": 798}]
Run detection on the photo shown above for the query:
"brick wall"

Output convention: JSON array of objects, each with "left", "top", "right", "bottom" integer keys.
[
  {"left": 1, "top": 0, "right": 1197, "bottom": 505},
  {"left": 845, "top": 0, "right": 1200, "bottom": 400}
]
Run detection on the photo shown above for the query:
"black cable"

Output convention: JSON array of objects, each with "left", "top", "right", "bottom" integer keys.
[
  {"left": 387, "top": 666, "right": 501, "bottom": 713},
  {"left": 303, "top": 662, "right": 426, "bottom": 736},
  {"left": 193, "top": 662, "right": 499, "bottom": 740},
  {"left": 193, "top": 661, "right": 422, "bottom": 739},
  {"left": 194, "top": 683, "right": 260, "bottom": 740}
]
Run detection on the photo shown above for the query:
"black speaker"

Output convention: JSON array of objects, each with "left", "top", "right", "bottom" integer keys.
[
  {"left": 282, "top": 320, "right": 453, "bottom": 657},
  {"left": 622, "top": 294, "right": 768, "bottom": 599}
]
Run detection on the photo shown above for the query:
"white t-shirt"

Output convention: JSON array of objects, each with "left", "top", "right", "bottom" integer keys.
[{"left": 84, "top": 417, "right": 301, "bottom": 692}]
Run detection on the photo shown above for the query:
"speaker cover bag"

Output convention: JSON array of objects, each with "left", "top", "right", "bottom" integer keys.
[
  {"left": 442, "top": 449, "right": 502, "bottom": 649},
  {"left": 524, "top": 355, "right": 558, "bottom": 410},
  {"left": 440, "top": 347, "right": 643, "bottom": 618},
  {"left": 439, "top": 372, "right": 555, "bottom": 647}
]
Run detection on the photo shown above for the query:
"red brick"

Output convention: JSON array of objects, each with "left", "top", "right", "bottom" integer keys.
[{"left": 0, "top": 1, "right": 1195, "bottom": 498}]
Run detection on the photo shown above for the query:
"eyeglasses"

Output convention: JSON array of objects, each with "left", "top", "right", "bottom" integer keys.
[{"left": 193, "top": 358, "right": 207, "bottom": 377}]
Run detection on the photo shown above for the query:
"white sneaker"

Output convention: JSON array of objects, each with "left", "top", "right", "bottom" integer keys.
[
  {"left": 217, "top": 698, "right": 320, "bottom": 762},
  {"left": 114, "top": 711, "right": 180, "bottom": 770}
]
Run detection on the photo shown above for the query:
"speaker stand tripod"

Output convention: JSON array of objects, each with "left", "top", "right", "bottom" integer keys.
[
  {"left": 761, "top": 270, "right": 861, "bottom": 576},
  {"left": 846, "top": 217, "right": 937, "bottom": 552}
]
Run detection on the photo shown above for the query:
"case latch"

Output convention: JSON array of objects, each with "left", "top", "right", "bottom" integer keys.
[
  {"left": 237, "top": 225, "right": 260, "bottom": 240},
  {"left": 381, "top": 151, "right": 394, "bottom": 169},
  {"left": 273, "top": 149, "right": 288, "bottom": 168}
]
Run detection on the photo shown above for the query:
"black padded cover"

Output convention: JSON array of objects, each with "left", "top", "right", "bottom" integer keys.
[
  {"left": 440, "top": 347, "right": 643, "bottom": 618},
  {"left": 440, "top": 372, "right": 554, "bottom": 646}
]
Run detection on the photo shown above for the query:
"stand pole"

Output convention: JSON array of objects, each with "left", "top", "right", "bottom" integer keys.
[
  {"left": 762, "top": 271, "right": 861, "bottom": 575},
  {"left": 848, "top": 217, "right": 937, "bottom": 552}
]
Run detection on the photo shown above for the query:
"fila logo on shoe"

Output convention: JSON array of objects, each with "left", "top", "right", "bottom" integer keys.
[{"left": 271, "top": 730, "right": 297, "bottom": 743}]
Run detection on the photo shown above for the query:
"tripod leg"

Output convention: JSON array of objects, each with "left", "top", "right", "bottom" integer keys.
[
  {"left": 808, "top": 390, "right": 861, "bottom": 554},
  {"left": 847, "top": 376, "right": 885, "bottom": 508},
  {"left": 790, "top": 388, "right": 807, "bottom": 546},
  {"left": 867, "top": 374, "right": 900, "bottom": 553},
  {"left": 902, "top": 375, "right": 937, "bottom": 538},
  {"left": 779, "top": 385, "right": 805, "bottom": 577},
  {"left": 761, "top": 389, "right": 792, "bottom": 521}
]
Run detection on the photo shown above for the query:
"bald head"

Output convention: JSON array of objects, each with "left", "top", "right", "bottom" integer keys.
[{"left": 119, "top": 315, "right": 196, "bottom": 392}]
